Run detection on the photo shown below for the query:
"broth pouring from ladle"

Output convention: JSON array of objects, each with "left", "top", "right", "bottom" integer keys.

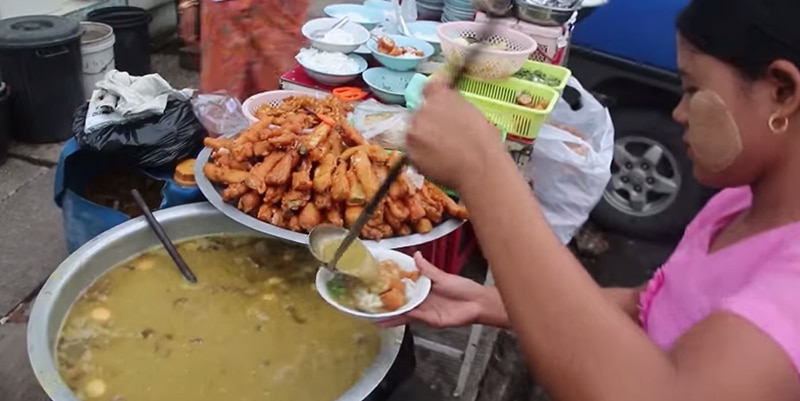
[{"left": 308, "top": 224, "right": 382, "bottom": 285}]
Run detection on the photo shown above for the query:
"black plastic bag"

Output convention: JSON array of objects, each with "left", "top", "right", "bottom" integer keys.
[{"left": 72, "top": 99, "right": 208, "bottom": 168}]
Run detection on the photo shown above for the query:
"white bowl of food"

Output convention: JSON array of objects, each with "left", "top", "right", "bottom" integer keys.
[
  {"left": 296, "top": 48, "right": 369, "bottom": 86},
  {"left": 302, "top": 17, "right": 371, "bottom": 54},
  {"left": 316, "top": 248, "right": 431, "bottom": 321}
]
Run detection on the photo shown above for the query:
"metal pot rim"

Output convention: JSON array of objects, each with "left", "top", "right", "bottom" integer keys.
[{"left": 27, "top": 202, "right": 404, "bottom": 401}]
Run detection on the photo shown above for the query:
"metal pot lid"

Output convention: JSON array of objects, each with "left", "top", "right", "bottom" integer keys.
[{"left": 0, "top": 15, "right": 82, "bottom": 50}]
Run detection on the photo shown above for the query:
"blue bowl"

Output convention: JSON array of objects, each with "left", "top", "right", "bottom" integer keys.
[
  {"left": 406, "top": 21, "right": 442, "bottom": 54},
  {"left": 368, "top": 34, "right": 435, "bottom": 72},
  {"left": 324, "top": 4, "right": 385, "bottom": 30},
  {"left": 362, "top": 67, "right": 418, "bottom": 105}
]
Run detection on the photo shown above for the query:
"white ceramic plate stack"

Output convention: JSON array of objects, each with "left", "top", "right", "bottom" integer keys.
[
  {"left": 442, "top": 0, "right": 476, "bottom": 22},
  {"left": 417, "top": 0, "right": 445, "bottom": 20}
]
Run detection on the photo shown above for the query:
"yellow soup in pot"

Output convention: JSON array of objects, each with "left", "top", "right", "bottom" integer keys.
[{"left": 56, "top": 235, "right": 381, "bottom": 401}]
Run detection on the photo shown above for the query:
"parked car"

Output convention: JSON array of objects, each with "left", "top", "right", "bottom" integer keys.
[{"left": 569, "top": 0, "right": 715, "bottom": 241}]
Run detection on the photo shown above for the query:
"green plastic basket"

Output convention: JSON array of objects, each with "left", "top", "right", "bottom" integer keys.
[
  {"left": 457, "top": 75, "right": 559, "bottom": 140},
  {"left": 511, "top": 60, "right": 572, "bottom": 94}
]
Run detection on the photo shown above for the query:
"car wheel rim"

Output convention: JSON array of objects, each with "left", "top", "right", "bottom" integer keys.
[{"left": 603, "top": 135, "right": 681, "bottom": 217}]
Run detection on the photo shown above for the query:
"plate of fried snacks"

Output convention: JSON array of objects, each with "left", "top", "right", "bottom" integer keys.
[{"left": 195, "top": 93, "right": 467, "bottom": 248}]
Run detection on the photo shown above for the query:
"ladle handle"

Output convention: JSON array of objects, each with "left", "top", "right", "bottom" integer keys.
[
  {"left": 131, "top": 189, "right": 198, "bottom": 283},
  {"left": 328, "top": 155, "right": 409, "bottom": 270}
]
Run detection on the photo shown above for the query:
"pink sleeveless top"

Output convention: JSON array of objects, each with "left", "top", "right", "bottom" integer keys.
[{"left": 638, "top": 187, "right": 800, "bottom": 372}]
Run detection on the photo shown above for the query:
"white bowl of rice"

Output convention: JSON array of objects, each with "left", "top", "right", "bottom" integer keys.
[
  {"left": 316, "top": 248, "right": 432, "bottom": 322},
  {"left": 302, "top": 17, "right": 371, "bottom": 54},
  {"left": 296, "top": 48, "right": 369, "bottom": 86}
]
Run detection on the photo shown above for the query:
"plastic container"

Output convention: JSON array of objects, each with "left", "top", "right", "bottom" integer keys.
[
  {"left": 54, "top": 139, "right": 205, "bottom": 253},
  {"left": 80, "top": 22, "right": 116, "bottom": 99},
  {"left": 0, "top": 15, "right": 84, "bottom": 143},
  {"left": 87, "top": 7, "right": 153, "bottom": 76},
  {"left": 0, "top": 82, "right": 10, "bottom": 166},
  {"left": 475, "top": 12, "right": 571, "bottom": 65},
  {"left": 367, "top": 34, "right": 435, "bottom": 71}
]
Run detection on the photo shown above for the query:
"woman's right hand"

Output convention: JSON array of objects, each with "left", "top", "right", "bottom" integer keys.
[
  {"left": 178, "top": 2, "right": 199, "bottom": 46},
  {"left": 377, "top": 252, "right": 508, "bottom": 329}
]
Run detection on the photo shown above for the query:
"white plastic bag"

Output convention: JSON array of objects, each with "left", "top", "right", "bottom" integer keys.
[
  {"left": 351, "top": 99, "right": 411, "bottom": 150},
  {"left": 528, "top": 77, "right": 614, "bottom": 244}
]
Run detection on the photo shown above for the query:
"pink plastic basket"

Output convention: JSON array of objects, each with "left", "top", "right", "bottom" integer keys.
[
  {"left": 436, "top": 21, "right": 537, "bottom": 80},
  {"left": 241, "top": 90, "right": 325, "bottom": 124}
]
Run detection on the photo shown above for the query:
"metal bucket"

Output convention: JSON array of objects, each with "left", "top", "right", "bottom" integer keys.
[{"left": 27, "top": 202, "right": 405, "bottom": 401}]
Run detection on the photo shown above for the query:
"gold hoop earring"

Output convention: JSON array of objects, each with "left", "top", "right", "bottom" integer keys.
[{"left": 768, "top": 114, "right": 789, "bottom": 134}]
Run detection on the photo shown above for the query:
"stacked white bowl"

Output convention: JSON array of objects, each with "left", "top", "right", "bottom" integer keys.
[
  {"left": 442, "top": 0, "right": 476, "bottom": 22},
  {"left": 298, "top": 18, "right": 371, "bottom": 86}
]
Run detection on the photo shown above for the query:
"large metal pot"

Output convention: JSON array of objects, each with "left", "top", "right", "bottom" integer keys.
[{"left": 27, "top": 202, "right": 406, "bottom": 401}]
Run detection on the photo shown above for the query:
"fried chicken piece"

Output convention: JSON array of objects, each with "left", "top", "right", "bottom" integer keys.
[
  {"left": 425, "top": 182, "right": 468, "bottom": 220},
  {"left": 265, "top": 150, "right": 298, "bottom": 185},
  {"left": 263, "top": 185, "right": 286, "bottom": 205},
  {"left": 328, "top": 130, "right": 344, "bottom": 157},
  {"left": 267, "top": 132, "right": 297, "bottom": 147},
  {"left": 238, "top": 120, "right": 269, "bottom": 143},
  {"left": 214, "top": 153, "right": 251, "bottom": 171},
  {"left": 238, "top": 191, "right": 261, "bottom": 214},
  {"left": 339, "top": 120, "right": 367, "bottom": 147},
  {"left": 313, "top": 153, "right": 336, "bottom": 193},
  {"left": 331, "top": 162, "right": 350, "bottom": 202},
  {"left": 404, "top": 194, "right": 427, "bottom": 221},
  {"left": 351, "top": 150, "right": 379, "bottom": 198},
  {"left": 384, "top": 205, "right": 404, "bottom": 233},
  {"left": 325, "top": 204, "right": 344, "bottom": 227},
  {"left": 292, "top": 159, "right": 313, "bottom": 191},
  {"left": 313, "top": 192, "right": 332, "bottom": 210},
  {"left": 257, "top": 204, "right": 274, "bottom": 221},
  {"left": 298, "top": 203, "right": 322, "bottom": 231},
  {"left": 245, "top": 151, "right": 285, "bottom": 193},
  {"left": 339, "top": 145, "right": 368, "bottom": 162},
  {"left": 204, "top": 164, "right": 249, "bottom": 184},
  {"left": 287, "top": 215, "right": 302, "bottom": 232},
  {"left": 420, "top": 184, "right": 444, "bottom": 223},
  {"left": 346, "top": 169, "right": 366, "bottom": 205},
  {"left": 252, "top": 140, "right": 272, "bottom": 156},
  {"left": 203, "top": 137, "right": 235, "bottom": 151},
  {"left": 344, "top": 205, "right": 363, "bottom": 227},
  {"left": 385, "top": 197, "right": 410, "bottom": 220},
  {"left": 397, "top": 224, "right": 412, "bottom": 236},
  {"left": 282, "top": 189, "right": 310, "bottom": 211},
  {"left": 269, "top": 207, "right": 287, "bottom": 227},
  {"left": 231, "top": 142, "right": 254, "bottom": 162},
  {"left": 415, "top": 218, "right": 433, "bottom": 234},
  {"left": 222, "top": 182, "right": 249, "bottom": 201},
  {"left": 300, "top": 123, "right": 331, "bottom": 155}
]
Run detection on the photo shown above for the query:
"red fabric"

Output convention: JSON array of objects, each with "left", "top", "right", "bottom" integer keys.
[{"left": 200, "top": 0, "right": 310, "bottom": 100}]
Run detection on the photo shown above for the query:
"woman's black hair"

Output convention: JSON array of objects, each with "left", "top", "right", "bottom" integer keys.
[{"left": 676, "top": 0, "right": 800, "bottom": 80}]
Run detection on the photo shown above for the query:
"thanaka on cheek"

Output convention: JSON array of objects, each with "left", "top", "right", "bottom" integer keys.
[{"left": 686, "top": 90, "right": 743, "bottom": 172}]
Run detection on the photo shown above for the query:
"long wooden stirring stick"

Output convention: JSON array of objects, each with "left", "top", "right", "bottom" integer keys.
[{"left": 131, "top": 189, "right": 198, "bottom": 283}]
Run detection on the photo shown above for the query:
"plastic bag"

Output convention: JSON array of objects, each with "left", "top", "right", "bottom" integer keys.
[
  {"left": 191, "top": 91, "right": 251, "bottom": 138},
  {"left": 73, "top": 99, "right": 208, "bottom": 169},
  {"left": 527, "top": 77, "right": 614, "bottom": 244},
  {"left": 351, "top": 99, "right": 411, "bottom": 150}
]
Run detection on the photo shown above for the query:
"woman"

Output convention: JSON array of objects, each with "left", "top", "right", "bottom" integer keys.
[
  {"left": 178, "top": 0, "right": 309, "bottom": 100},
  {"left": 385, "top": 0, "right": 800, "bottom": 399}
]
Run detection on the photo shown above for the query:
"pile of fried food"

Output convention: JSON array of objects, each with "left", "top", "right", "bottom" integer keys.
[{"left": 202, "top": 95, "right": 467, "bottom": 241}]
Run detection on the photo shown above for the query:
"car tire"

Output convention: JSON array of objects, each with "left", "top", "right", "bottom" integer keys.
[{"left": 591, "top": 108, "right": 714, "bottom": 241}]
